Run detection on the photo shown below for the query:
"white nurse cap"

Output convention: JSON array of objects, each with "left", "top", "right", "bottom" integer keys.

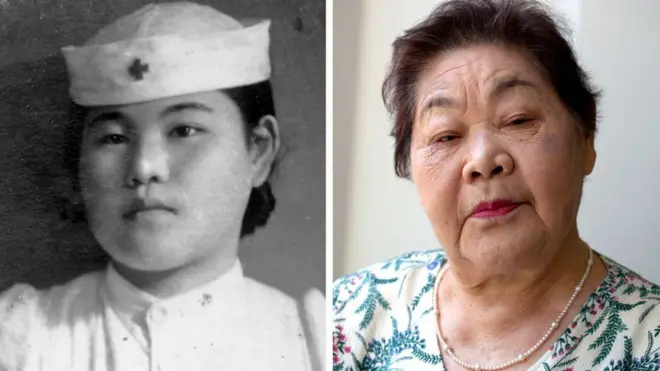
[{"left": 61, "top": 2, "right": 271, "bottom": 106}]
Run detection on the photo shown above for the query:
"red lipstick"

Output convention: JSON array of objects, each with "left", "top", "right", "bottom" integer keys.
[{"left": 471, "top": 199, "right": 521, "bottom": 218}]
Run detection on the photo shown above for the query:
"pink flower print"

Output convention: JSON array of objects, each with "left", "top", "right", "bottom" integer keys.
[
  {"left": 333, "top": 323, "right": 351, "bottom": 364},
  {"left": 567, "top": 368, "right": 573, "bottom": 371}
]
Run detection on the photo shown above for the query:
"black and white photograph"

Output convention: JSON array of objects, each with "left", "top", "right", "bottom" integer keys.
[
  {"left": 11, "top": 0, "right": 660, "bottom": 370},
  {"left": 0, "top": 0, "right": 325, "bottom": 370}
]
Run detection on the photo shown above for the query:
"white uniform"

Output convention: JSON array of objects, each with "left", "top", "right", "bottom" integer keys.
[{"left": 0, "top": 261, "right": 324, "bottom": 371}]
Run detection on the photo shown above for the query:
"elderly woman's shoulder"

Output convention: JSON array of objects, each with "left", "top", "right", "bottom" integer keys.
[
  {"left": 589, "top": 255, "right": 660, "bottom": 342},
  {"left": 333, "top": 249, "right": 446, "bottom": 313},
  {"left": 600, "top": 255, "right": 660, "bottom": 295},
  {"left": 334, "top": 249, "right": 445, "bottom": 288},
  {"left": 555, "top": 255, "right": 660, "bottom": 366},
  {"left": 598, "top": 255, "right": 660, "bottom": 319}
]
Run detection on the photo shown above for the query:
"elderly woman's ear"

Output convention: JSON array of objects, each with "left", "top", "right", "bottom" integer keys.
[{"left": 583, "top": 135, "right": 597, "bottom": 176}]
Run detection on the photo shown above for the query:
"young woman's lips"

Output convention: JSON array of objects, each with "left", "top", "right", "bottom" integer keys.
[
  {"left": 471, "top": 199, "right": 521, "bottom": 218},
  {"left": 123, "top": 200, "right": 177, "bottom": 221}
]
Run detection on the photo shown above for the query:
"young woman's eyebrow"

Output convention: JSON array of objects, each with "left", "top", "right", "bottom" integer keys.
[
  {"left": 159, "top": 102, "right": 214, "bottom": 118},
  {"left": 86, "top": 111, "right": 123, "bottom": 128}
]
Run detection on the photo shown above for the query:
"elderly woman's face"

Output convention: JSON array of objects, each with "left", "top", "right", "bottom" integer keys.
[{"left": 411, "top": 45, "right": 596, "bottom": 268}]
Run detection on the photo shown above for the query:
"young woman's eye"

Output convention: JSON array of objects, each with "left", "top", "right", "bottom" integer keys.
[
  {"left": 99, "top": 134, "right": 128, "bottom": 145},
  {"left": 170, "top": 125, "right": 202, "bottom": 138}
]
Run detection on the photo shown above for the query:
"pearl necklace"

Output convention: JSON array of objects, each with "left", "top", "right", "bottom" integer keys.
[{"left": 433, "top": 248, "right": 593, "bottom": 371}]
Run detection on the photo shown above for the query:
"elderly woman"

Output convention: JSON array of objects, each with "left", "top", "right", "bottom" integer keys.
[
  {"left": 0, "top": 2, "right": 323, "bottom": 370},
  {"left": 333, "top": 0, "right": 660, "bottom": 370}
]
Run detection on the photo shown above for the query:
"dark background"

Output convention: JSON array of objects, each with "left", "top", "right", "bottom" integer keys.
[{"left": 0, "top": 0, "right": 325, "bottom": 299}]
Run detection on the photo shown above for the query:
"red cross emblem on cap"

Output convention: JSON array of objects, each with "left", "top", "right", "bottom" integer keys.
[{"left": 128, "top": 58, "right": 149, "bottom": 81}]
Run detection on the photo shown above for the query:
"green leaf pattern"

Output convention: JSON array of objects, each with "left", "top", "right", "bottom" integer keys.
[{"left": 333, "top": 250, "right": 660, "bottom": 370}]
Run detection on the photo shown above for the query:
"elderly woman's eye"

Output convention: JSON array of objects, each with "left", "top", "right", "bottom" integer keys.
[
  {"left": 435, "top": 134, "right": 458, "bottom": 143},
  {"left": 509, "top": 117, "right": 532, "bottom": 126},
  {"left": 170, "top": 125, "right": 202, "bottom": 138},
  {"left": 99, "top": 134, "right": 128, "bottom": 145}
]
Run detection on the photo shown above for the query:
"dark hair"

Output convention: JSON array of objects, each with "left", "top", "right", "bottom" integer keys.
[
  {"left": 382, "top": 0, "right": 600, "bottom": 178},
  {"left": 62, "top": 80, "right": 278, "bottom": 238}
]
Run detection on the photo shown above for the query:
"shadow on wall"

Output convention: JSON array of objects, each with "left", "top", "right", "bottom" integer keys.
[
  {"left": 332, "top": 0, "right": 364, "bottom": 279},
  {"left": 0, "top": 0, "right": 325, "bottom": 300}
]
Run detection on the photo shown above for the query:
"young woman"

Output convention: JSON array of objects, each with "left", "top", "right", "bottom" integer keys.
[{"left": 0, "top": 3, "right": 324, "bottom": 370}]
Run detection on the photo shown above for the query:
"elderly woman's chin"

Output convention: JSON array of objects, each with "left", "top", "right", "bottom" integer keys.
[
  {"left": 460, "top": 204, "right": 543, "bottom": 255},
  {"left": 454, "top": 210, "right": 555, "bottom": 271}
]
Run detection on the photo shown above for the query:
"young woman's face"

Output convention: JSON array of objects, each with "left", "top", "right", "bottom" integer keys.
[{"left": 79, "top": 90, "right": 278, "bottom": 272}]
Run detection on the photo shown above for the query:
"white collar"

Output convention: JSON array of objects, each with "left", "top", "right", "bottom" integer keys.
[{"left": 101, "top": 259, "right": 247, "bottom": 347}]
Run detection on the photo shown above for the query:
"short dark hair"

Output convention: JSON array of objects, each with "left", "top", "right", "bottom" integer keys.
[
  {"left": 62, "top": 80, "right": 278, "bottom": 238},
  {"left": 382, "top": 0, "right": 600, "bottom": 178}
]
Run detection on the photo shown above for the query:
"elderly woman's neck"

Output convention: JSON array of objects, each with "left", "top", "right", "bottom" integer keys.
[{"left": 440, "top": 237, "right": 607, "bottom": 336}]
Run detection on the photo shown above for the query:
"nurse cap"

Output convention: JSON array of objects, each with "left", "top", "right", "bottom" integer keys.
[{"left": 62, "top": 2, "right": 271, "bottom": 106}]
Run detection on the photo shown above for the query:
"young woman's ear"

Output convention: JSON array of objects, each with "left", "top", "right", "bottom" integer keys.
[{"left": 248, "top": 114, "right": 280, "bottom": 187}]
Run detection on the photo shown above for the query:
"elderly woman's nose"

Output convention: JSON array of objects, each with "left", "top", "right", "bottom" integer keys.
[
  {"left": 125, "top": 138, "right": 171, "bottom": 188},
  {"left": 462, "top": 134, "right": 514, "bottom": 183}
]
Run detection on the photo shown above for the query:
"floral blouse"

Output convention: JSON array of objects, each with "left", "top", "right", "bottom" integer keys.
[{"left": 332, "top": 249, "right": 660, "bottom": 371}]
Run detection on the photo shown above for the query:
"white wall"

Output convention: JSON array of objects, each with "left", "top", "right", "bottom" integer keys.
[
  {"left": 577, "top": 0, "right": 660, "bottom": 281},
  {"left": 334, "top": 0, "right": 660, "bottom": 281},
  {"left": 334, "top": 0, "right": 442, "bottom": 278}
]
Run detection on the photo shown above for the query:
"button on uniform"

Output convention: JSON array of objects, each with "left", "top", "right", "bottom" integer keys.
[{"left": 148, "top": 305, "right": 168, "bottom": 323}]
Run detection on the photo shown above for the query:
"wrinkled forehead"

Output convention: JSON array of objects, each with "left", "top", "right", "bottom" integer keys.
[{"left": 414, "top": 45, "right": 550, "bottom": 114}]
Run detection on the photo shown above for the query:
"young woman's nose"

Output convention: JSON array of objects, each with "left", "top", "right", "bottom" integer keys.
[{"left": 125, "top": 137, "right": 170, "bottom": 188}]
